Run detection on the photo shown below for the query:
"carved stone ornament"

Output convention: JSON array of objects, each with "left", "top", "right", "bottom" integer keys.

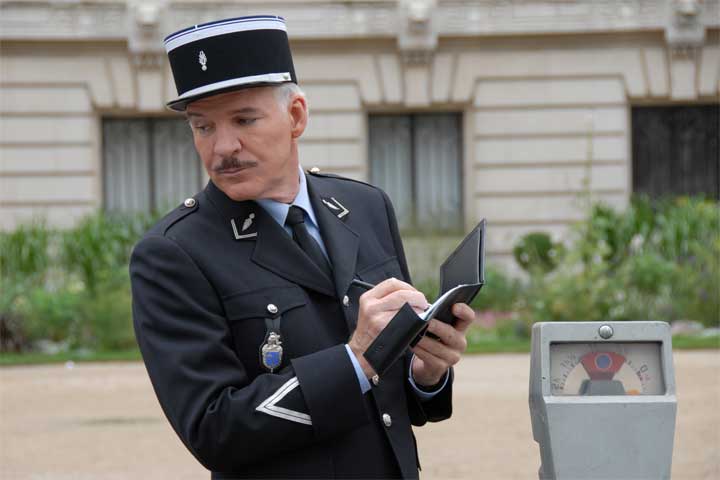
[
  {"left": 397, "top": 0, "right": 438, "bottom": 65},
  {"left": 665, "top": 0, "right": 706, "bottom": 58},
  {"left": 128, "top": 1, "right": 168, "bottom": 68},
  {"left": 0, "top": 1, "right": 717, "bottom": 42}
]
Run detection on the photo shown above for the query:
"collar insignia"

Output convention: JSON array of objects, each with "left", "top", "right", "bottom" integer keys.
[
  {"left": 321, "top": 197, "right": 349, "bottom": 220},
  {"left": 231, "top": 213, "right": 257, "bottom": 239},
  {"left": 198, "top": 50, "right": 208, "bottom": 71}
]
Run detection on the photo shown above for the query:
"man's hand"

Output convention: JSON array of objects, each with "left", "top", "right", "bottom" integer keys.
[
  {"left": 411, "top": 303, "right": 475, "bottom": 387},
  {"left": 348, "top": 278, "right": 429, "bottom": 378}
]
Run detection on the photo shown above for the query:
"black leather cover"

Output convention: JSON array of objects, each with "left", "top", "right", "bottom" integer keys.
[
  {"left": 363, "top": 303, "right": 428, "bottom": 377},
  {"left": 434, "top": 220, "right": 486, "bottom": 324},
  {"left": 362, "top": 220, "right": 487, "bottom": 375}
]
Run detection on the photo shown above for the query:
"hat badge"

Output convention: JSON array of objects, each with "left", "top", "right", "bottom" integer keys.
[{"left": 198, "top": 50, "right": 208, "bottom": 71}]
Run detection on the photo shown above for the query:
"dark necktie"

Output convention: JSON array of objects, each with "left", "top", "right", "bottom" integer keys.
[{"left": 285, "top": 205, "right": 333, "bottom": 281}]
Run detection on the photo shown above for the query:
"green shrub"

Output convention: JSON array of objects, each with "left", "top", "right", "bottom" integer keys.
[
  {"left": 77, "top": 272, "right": 135, "bottom": 350},
  {"left": 59, "top": 211, "right": 157, "bottom": 296},
  {"left": 471, "top": 266, "right": 521, "bottom": 312},
  {"left": 0, "top": 222, "right": 51, "bottom": 351},
  {"left": 515, "top": 196, "right": 719, "bottom": 327},
  {"left": 0, "top": 210, "right": 154, "bottom": 352},
  {"left": 19, "top": 286, "right": 82, "bottom": 345},
  {"left": 513, "top": 232, "right": 564, "bottom": 274},
  {"left": 414, "top": 265, "right": 521, "bottom": 313}
]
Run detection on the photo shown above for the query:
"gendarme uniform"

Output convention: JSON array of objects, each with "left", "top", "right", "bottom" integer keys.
[{"left": 131, "top": 15, "right": 453, "bottom": 479}]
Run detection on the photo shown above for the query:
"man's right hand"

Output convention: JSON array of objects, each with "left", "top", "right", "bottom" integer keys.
[{"left": 348, "top": 278, "right": 429, "bottom": 379}]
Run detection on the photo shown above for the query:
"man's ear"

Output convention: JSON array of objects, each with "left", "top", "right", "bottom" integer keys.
[{"left": 288, "top": 94, "right": 308, "bottom": 139}]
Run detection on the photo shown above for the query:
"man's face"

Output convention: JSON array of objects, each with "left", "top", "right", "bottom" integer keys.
[{"left": 186, "top": 86, "right": 306, "bottom": 202}]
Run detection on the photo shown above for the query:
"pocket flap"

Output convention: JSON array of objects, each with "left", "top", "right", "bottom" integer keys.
[
  {"left": 357, "top": 256, "right": 404, "bottom": 284},
  {"left": 222, "top": 286, "right": 307, "bottom": 322}
]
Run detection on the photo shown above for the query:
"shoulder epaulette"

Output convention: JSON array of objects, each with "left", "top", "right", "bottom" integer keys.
[
  {"left": 306, "top": 167, "right": 377, "bottom": 190},
  {"left": 161, "top": 196, "right": 199, "bottom": 234}
]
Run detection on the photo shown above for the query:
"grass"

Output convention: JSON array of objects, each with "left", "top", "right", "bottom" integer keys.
[
  {"left": 0, "top": 348, "right": 141, "bottom": 366},
  {"left": 671, "top": 334, "right": 720, "bottom": 350},
  {"left": 0, "top": 335, "right": 716, "bottom": 366},
  {"left": 465, "top": 337, "right": 531, "bottom": 354}
]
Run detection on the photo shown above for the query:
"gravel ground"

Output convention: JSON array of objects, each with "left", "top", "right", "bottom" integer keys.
[{"left": 0, "top": 351, "right": 717, "bottom": 479}]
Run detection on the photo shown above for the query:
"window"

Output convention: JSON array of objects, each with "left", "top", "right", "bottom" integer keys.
[
  {"left": 369, "top": 113, "right": 463, "bottom": 232},
  {"left": 632, "top": 105, "right": 719, "bottom": 199},
  {"left": 102, "top": 118, "right": 203, "bottom": 212}
]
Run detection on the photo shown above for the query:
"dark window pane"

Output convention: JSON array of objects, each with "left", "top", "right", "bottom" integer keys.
[
  {"left": 369, "top": 115, "right": 413, "bottom": 229},
  {"left": 369, "top": 113, "right": 463, "bottom": 232},
  {"left": 414, "top": 114, "right": 462, "bottom": 231},
  {"left": 103, "top": 117, "right": 202, "bottom": 213},
  {"left": 103, "top": 119, "right": 151, "bottom": 212},
  {"left": 632, "top": 105, "right": 719, "bottom": 199},
  {"left": 152, "top": 119, "right": 201, "bottom": 211}
]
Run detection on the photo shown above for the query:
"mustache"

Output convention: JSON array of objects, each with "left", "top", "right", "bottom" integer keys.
[{"left": 213, "top": 157, "right": 257, "bottom": 173}]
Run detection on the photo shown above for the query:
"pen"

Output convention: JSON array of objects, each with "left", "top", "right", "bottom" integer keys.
[{"left": 351, "top": 278, "right": 375, "bottom": 290}]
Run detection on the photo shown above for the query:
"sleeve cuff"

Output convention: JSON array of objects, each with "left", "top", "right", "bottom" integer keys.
[
  {"left": 345, "top": 344, "right": 371, "bottom": 394},
  {"left": 407, "top": 354, "right": 449, "bottom": 401}
]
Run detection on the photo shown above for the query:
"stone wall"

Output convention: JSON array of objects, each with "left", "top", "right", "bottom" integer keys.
[{"left": 0, "top": 0, "right": 718, "bottom": 271}]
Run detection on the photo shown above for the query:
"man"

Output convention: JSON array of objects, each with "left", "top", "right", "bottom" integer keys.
[{"left": 131, "top": 15, "right": 475, "bottom": 479}]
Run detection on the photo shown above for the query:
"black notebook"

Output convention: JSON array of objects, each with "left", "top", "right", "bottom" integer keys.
[
  {"left": 363, "top": 220, "right": 486, "bottom": 376},
  {"left": 421, "top": 219, "right": 486, "bottom": 324}
]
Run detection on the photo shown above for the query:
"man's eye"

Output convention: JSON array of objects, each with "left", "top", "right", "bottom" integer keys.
[
  {"left": 235, "top": 118, "right": 257, "bottom": 126},
  {"left": 193, "top": 124, "right": 212, "bottom": 134}
]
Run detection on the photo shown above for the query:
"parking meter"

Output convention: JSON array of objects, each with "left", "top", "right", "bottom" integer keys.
[{"left": 529, "top": 321, "right": 677, "bottom": 479}]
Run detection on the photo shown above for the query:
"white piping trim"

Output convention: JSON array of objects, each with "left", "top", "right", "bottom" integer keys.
[
  {"left": 256, "top": 377, "right": 312, "bottom": 426},
  {"left": 176, "top": 72, "right": 292, "bottom": 101},
  {"left": 165, "top": 18, "right": 286, "bottom": 52}
]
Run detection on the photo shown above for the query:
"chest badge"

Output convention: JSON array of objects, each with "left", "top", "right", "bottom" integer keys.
[
  {"left": 321, "top": 197, "right": 349, "bottom": 220},
  {"left": 198, "top": 50, "right": 208, "bottom": 71},
  {"left": 260, "top": 332, "right": 283, "bottom": 373},
  {"left": 231, "top": 213, "right": 258, "bottom": 240}
]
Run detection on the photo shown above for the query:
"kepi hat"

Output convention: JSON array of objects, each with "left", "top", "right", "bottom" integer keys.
[{"left": 164, "top": 15, "right": 297, "bottom": 111}]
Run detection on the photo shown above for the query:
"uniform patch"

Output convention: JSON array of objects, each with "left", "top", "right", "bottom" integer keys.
[
  {"left": 231, "top": 213, "right": 258, "bottom": 239},
  {"left": 256, "top": 377, "right": 312, "bottom": 426},
  {"left": 320, "top": 196, "right": 349, "bottom": 220}
]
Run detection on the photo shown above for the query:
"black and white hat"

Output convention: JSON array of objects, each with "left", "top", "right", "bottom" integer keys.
[{"left": 164, "top": 15, "right": 297, "bottom": 111}]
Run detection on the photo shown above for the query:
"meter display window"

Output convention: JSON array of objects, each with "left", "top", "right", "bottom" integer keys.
[{"left": 549, "top": 342, "right": 665, "bottom": 396}]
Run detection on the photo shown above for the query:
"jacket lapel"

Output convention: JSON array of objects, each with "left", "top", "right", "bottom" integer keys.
[
  {"left": 307, "top": 174, "right": 360, "bottom": 300},
  {"left": 204, "top": 181, "right": 336, "bottom": 297}
]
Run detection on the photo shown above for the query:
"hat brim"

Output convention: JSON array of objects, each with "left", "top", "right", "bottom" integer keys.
[{"left": 166, "top": 80, "right": 293, "bottom": 112}]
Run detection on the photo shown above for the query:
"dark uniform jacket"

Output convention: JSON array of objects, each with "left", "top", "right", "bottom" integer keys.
[{"left": 130, "top": 171, "right": 453, "bottom": 479}]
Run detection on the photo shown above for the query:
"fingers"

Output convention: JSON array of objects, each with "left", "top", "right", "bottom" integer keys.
[
  {"left": 413, "top": 336, "right": 462, "bottom": 367},
  {"left": 451, "top": 303, "right": 476, "bottom": 333},
  {"left": 359, "top": 278, "right": 428, "bottom": 316},
  {"left": 361, "top": 277, "right": 415, "bottom": 300},
  {"left": 374, "top": 289, "right": 429, "bottom": 312},
  {"left": 425, "top": 319, "right": 467, "bottom": 350}
]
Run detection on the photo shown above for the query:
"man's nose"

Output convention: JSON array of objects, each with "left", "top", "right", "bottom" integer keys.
[{"left": 213, "top": 124, "right": 242, "bottom": 157}]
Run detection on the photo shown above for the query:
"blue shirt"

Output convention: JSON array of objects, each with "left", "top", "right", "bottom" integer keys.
[{"left": 256, "top": 167, "right": 446, "bottom": 398}]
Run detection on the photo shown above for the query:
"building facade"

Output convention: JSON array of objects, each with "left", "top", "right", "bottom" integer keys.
[{"left": 1, "top": 0, "right": 718, "bottom": 273}]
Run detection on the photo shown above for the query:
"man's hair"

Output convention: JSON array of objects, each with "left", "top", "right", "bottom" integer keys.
[{"left": 274, "top": 83, "right": 309, "bottom": 114}]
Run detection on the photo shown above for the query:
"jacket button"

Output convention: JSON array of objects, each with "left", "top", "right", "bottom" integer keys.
[
  {"left": 183, "top": 198, "right": 196, "bottom": 208},
  {"left": 342, "top": 295, "right": 350, "bottom": 307},
  {"left": 382, "top": 413, "right": 392, "bottom": 427},
  {"left": 266, "top": 304, "right": 278, "bottom": 315}
]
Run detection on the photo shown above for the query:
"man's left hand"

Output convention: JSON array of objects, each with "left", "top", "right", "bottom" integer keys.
[{"left": 411, "top": 303, "right": 475, "bottom": 387}]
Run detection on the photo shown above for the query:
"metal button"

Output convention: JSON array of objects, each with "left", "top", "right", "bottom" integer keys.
[
  {"left": 342, "top": 295, "right": 350, "bottom": 307},
  {"left": 372, "top": 375, "right": 380, "bottom": 386},
  {"left": 184, "top": 198, "right": 196, "bottom": 208},
  {"left": 267, "top": 304, "right": 278, "bottom": 315},
  {"left": 382, "top": 413, "right": 392, "bottom": 427},
  {"left": 309, "top": 167, "right": 320, "bottom": 174},
  {"left": 599, "top": 324, "right": 614, "bottom": 339}
]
